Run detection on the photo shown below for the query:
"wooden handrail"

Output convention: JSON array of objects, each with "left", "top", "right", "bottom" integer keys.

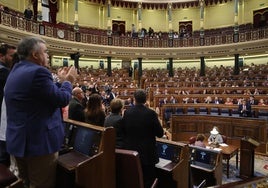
[
  {"left": 63, "top": 118, "right": 105, "bottom": 131},
  {"left": 160, "top": 103, "right": 268, "bottom": 126}
]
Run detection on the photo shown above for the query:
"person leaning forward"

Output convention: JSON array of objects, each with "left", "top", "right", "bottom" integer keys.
[{"left": 4, "top": 36, "right": 77, "bottom": 188}]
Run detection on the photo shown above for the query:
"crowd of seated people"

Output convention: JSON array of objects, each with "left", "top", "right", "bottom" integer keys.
[
  {"left": 42, "top": 61, "right": 268, "bottom": 126},
  {"left": 51, "top": 65, "right": 268, "bottom": 134},
  {"left": 61, "top": 63, "right": 268, "bottom": 109}
]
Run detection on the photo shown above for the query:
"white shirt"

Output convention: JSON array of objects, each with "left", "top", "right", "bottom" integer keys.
[{"left": 0, "top": 97, "right": 7, "bottom": 141}]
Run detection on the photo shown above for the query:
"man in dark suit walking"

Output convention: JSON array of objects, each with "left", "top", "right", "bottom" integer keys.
[{"left": 121, "top": 89, "right": 164, "bottom": 188}]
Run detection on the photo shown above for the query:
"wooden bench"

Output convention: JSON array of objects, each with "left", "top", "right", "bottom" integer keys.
[
  {"left": 56, "top": 119, "right": 116, "bottom": 188},
  {"left": 160, "top": 103, "right": 268, "bottom": 125},
  {"left": 147, "top": 86, "right": 268, "bottom": 105},
  {"left": 170, "top": 114, "right": 268, "bottom": 154},
  {"left": 153, "top": 94, "right": 268, "bottom": 109}
]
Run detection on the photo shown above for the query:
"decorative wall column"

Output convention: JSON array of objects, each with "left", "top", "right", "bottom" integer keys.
[
  {"left": 138, "top": 57, "right": 142, "bottom": 87},
  {"left": 138, "top": 2, "right": 142, "bottom": 37},
  {"left": 234, "top": 54, "right": 240, "bottom": 75},
  {"left": 199, "top": 0, "right": 205, "bottom": 46},
  {"left": 200, "top": 56, "right": 205, "bottom": 76},
  {"left": 168, "top": 58, "right": 173, "bottom": 77},
  {"left": 31, "top": 0, "right": 38, "bottom": 21},
  {"left": 48, "top": 0, "right": 58, "bottom": 24},
  {"left": 233, "top": 0, "right": 239, "bottom": 42},
  {"left": 107, "top": 0, "right": 112, "bottom": 36},
  {"left": 37, "top": 0, "right": 42, "bottom": 22},
  {"left": 107, "top": 56, "right": 112, "bottom": 77},
  {"left": 74, "top": 0, "right": 79, "bottom": 31},
  {"left": 168, "top": 3, "right": 173, "bottom": 38}
]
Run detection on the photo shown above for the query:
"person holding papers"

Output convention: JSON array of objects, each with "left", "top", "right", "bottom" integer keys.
[{"left": 208, "top": 127, "right": 223, "bottom": 147}]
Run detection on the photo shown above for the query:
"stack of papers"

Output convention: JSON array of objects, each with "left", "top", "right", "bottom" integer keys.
[{"left": 155, "top": 158, "right": 172, "bottom": 168}]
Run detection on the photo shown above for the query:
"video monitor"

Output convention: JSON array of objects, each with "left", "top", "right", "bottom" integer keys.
[
  {"left": 73, "top": 126, "right": 102, "bottom": 156},
  {"left": 156, "top": 141, "right": 181, "bottom": 163},
  {"left": 190, "top": 146, "right": 219, "bottom": 169}
]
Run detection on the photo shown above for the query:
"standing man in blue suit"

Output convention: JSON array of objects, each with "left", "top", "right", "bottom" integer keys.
[{"left": 4, "top": 36, "right": 77, "bottom": 188}]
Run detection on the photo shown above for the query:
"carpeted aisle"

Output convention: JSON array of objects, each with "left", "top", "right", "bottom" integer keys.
[{"left": 222, "top": 153, "right": 268, "bottom": 185}]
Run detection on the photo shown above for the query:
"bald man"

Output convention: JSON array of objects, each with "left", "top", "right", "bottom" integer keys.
[{"left": 68, "top": 87, "right": 85, "bottom": 122}]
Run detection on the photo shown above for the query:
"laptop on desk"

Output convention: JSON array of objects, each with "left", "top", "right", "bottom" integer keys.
[
  {"left": 155, "top": 141, "right": 181, "bottom": 169},
  {"left": 57, "top": 126, "right": 102, "bottom": 171},
  {"left": 189, "top": 146, "right": 220, "bottom": 172}
]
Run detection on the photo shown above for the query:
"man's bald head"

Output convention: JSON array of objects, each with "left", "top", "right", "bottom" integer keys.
[{"left": 72, "top": 87, "right": 84, "bottom": 101}]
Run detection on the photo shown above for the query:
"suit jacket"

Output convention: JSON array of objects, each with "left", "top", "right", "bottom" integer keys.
[
  {"left": 5, "top": 60, "right": 72, "bottom": 157},
  {"left": 0, "top": 62, "right": 9, "bottom": 117},
  {"left": 104, "top": 113, "right": 124, "bottom": 148},
  {"left": 121, "top": 104, "right": 164, "bottom": 165},
  {"left": 68, "top": 97, "right": 85, "bottom": 122},
  {"left": 238, "top": 103, "right": 252, "bottom": 117}
]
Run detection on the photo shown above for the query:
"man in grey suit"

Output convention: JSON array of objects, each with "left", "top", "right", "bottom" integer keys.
[{"left": 121, "top": 89, "right": 164, "bottom": 188}]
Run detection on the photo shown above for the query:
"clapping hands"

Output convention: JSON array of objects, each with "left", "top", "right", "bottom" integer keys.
[{"left": 57, "top": 66, "right": 78, "bottom": 84}]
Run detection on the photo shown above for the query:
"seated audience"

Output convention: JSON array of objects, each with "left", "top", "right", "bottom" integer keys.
[
  {"left": 238, "top": 99, "right": 252, "bottom": 117},
  {"left": 194, "top": 134, "right": 206, "bottom": 148},
  {"left": 208, "top": 127, "right": 223, "bottom": 145},
  {"left": 84, "top": 93, "right": 106, "bottom": 126},
  {"left": 249, "top": 95, "right": 258, "bottom": 105},
  {"left": 213, "top": 96, "right": 223, "bottom": 104},
  {"left": 224, "top": 97, "right": 233, "bottom": 105},
  {"left": 258, "top": 98, "right": 266, "bottom": 106},
  {"left": 204, "top": 96, "right": 212, "bottom": 103},
  {"left": 169, "top": 95, "right": 178, "bottom": 104},
  {"left": 68, "top": 87, "right": 85, "bottom": 122}
]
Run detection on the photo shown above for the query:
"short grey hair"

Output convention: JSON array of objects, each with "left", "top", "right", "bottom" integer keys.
[{"left": 17, "top": 36, "right": 46, "bottom": 60}]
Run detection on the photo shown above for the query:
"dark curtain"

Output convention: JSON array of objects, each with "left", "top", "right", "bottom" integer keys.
[
  {"left": 253, "top": 7, "right": 268, "bottom": 28},
  {"left": 179, "top": 21, "right": 192, "bottom": 37},
  {"left": 48, "top": 0, "right": 58, "bottom": 24},
  {"left": 112, "top": 20, "right": 125, "bottom": 36},
  {"left": 31, "top": 0, "right": 37, "bottom": 21}
]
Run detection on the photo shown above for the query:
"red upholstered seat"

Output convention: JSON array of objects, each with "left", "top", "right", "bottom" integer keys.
[
  {"left": 221, "top": 135, "right": 227, "bottom": 143},
  {"left": 189, "top": 136, "right": 196, "bottom": 145}
]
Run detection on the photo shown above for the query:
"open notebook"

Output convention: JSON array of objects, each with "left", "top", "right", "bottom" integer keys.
[{"left": 155, "top": 158, "right": 172, "bottom": 168}]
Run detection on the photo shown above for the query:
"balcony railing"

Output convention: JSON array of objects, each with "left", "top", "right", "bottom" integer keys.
[{"left": 1, "top": 10, "right": 268, "bottom": 48}]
